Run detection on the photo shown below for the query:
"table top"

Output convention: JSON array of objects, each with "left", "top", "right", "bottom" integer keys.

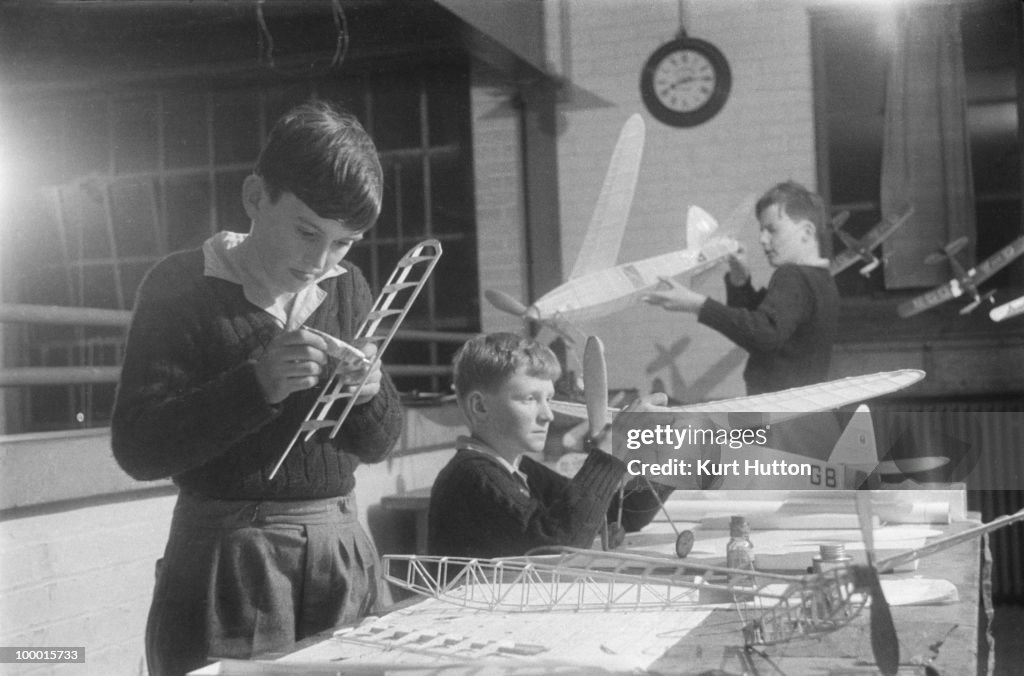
[{"left": 194, "top": 495, "right": 988, "bottom": 675}]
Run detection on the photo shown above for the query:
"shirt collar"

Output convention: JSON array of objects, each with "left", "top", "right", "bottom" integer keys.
[
  {"left": 456, "top": 435, "right": 530, "bottom": 485},
  {"left": 202, "top": 231, "right": 347, "bottom": 328}
]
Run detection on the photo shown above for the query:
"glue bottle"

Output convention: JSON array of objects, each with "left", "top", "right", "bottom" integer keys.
[{"left": 726, "top": 515, "right": 756, "bottom": 573}]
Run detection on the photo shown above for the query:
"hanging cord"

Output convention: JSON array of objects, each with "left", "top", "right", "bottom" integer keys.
[
  {"left": 255, "top": 0, "right": 349, "bottom": 75},
  {"left": 676, "top": 0, "right": 688, "bottom": 38}
]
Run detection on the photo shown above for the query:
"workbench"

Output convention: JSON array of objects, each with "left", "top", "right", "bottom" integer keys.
[{"left": 192, "top": 491, "right": 991, "bottom": 675}]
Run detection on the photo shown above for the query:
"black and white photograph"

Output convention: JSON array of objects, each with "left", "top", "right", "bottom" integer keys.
[{"left": 1, "top": 0, "right": 1022, "bottom": 674}]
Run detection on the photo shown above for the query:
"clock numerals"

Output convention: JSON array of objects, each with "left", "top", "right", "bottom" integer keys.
[
  {"left": 654, "top": 50, "right": 717, "bottom": 112},
  {"left": 640, "top": 37, "right": 732, "bottom": 127}
]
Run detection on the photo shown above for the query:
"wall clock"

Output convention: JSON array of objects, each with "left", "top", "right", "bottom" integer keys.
[{"left": 640, "top": 34, "right": 731, "bottom": 128}]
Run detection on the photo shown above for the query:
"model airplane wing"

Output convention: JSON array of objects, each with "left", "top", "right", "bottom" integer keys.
[
  {"left": 567, "top": 114, "right": 646, "bottom": 281},
  {"left": 830, "top": 207, "right": 914, "bottom": 276},
  {"left": 897, "top": 279, "right": 960, "bottom": 318},
  {"left": 966, "top": 234, "right": 1024, "bottom": 286},
  {"left": 898, "top": 235, "right": 1024, "bottom": 318},
  {"left": 550, "top": 369, "right": 925, "bottom": 427}
]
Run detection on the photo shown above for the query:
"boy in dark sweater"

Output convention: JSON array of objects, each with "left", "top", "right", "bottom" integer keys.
[
  {"left": 644, "top": 181, "right": 839, "bottom": 395},
  {"left": 111, "top": 101, "right": 403, "bottom": 676},
  {"left": 427, "top": 333, "right": 665, "bottom": 560}
]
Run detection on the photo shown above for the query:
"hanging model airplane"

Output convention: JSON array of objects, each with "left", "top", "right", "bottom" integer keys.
[
  {"left": 990, "top": 293, "right": 1024, "bottom": 323},
  {"left": 830, "top": 206, "right": 915, "bottom": 277},
  {"left": 484, "top": 114, "right": 740, "bottom": 342},
  {"left": 897, "top": 234, "right": 1024, "bottom": 318}
]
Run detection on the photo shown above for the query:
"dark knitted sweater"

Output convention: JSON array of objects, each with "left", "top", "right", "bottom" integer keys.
[
  {"left": 111, "top": 247, "right": 403, "bottom": 500},
  {"left": 698, "top": 264, "right": 839, "bottom": 395},
  {"left": 427, "top": 440, "right": 627, "bottom": 559}
]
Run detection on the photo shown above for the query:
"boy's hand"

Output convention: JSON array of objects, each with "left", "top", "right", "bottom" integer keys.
[
  {"left": 642, "top": 277, "right": 707, "bottom": 314},
  {"left": 254, "top": 328, "right": 330, "bottom": 404},
  {"left": 727, "top": 245, "right": 750, "bottom": 285},
  {"left": 343, "top": 341, "right": 382, "bottom": 405}
]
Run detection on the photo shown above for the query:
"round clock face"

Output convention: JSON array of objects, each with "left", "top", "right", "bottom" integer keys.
[
  {"left": 653, "top": 49, "right": 716, "bottom": 112},
  {"left": 640, "top": 37, "right": 732, "bottom": 127}
]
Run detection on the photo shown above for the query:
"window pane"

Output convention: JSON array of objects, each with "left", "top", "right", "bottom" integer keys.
[
  {"left": 113, "top": 95, "right": 159, "bottom": 174},
  {"left": 213, "top": 89, "right": 261, "bottom": 165},
  {"left": 215, "top": 170, "right": 250, "bottom": 233},
  {"left": 371, "top": 75, "right": 421, "bottom": 150},
  {"left": 165, "top": 174, "right": 211, "bottom": 251},
  {"left": 164, "top": 92, "right": 210, "bottom": 169},
  {"left": 111, "top": 177, "right": 160, "bottom": 258}
]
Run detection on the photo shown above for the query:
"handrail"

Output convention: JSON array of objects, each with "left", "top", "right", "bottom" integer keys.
[
  {"left": 0, "top": 303, "right": 473, "bottom": 343},
  {"left": 0, "top": 303, "right": 473, "bottom": 387}
]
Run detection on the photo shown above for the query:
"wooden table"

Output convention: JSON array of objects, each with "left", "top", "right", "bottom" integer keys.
[{"left": 193, "top": 505, "right": 990, "bottom": 675}]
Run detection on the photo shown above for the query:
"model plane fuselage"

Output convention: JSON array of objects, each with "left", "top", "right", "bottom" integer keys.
[{"left": 527, "top": 237, "right": 739, "bottom": 325}]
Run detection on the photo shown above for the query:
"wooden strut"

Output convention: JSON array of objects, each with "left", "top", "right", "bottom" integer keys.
[{"left": 268, "top": 239, "right": 443, "bottom": 480}]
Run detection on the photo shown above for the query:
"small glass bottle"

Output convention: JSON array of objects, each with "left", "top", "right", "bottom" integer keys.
[{"left": 726, "top": 515, "right": 756, "bottom": 574}]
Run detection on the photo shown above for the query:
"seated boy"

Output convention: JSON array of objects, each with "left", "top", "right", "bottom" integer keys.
[{"left": 428, "top": 333, "right": 661, "bottom": 559}]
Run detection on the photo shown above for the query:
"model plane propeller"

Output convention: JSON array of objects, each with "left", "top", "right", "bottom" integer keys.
[
  {"left": 854, "top": 491, "right": 899, "bottom": 675},
  {"left": 897, "top": 234, "right": 1024, "bottom": 318},
  {"left": 830, "top": 206, "right": 915, "bottom": 277},
  {"left": 484, "top": 114, "right": 740, "bottom": 342}
]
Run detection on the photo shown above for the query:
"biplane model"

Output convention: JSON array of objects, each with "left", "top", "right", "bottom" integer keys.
[
  {"left": 485, "top": 114, "right": 740, "bottom": 342},
  {"left": 990, "top": 292, "right": 1024, "bottom": 323},
  {"left": 829, "top": 206, "right": 915, "bottom": 277},
  {"left": 897, "top": 234, "right": 1024, "bottom": 318}
]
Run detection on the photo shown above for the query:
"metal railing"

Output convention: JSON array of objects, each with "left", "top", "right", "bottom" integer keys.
[{"left": 0, "top": 303, "right": 472, "bottom": 387}]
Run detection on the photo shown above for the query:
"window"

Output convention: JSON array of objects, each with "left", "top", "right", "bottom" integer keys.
[{"left": 3, "top": 64, "right": 477, "bottom": 432}]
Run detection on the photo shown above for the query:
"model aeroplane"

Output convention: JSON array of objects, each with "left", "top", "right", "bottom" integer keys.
[
  {"left": 990, "top": 293, "right": 1024, "bottom": 322},
  {"left": 897, "top": 234, "right": 1024, "bottom": 318},
  {"left": 830, "top": 206, "right": 915, "bottom": 277},
  {"left": 484, "top": 114, "right": 739, "bottom": 342}
]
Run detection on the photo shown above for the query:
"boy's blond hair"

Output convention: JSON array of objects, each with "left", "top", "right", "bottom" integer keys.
[{"left": 452, "top": 333, "right": 561, "bottom": 399}]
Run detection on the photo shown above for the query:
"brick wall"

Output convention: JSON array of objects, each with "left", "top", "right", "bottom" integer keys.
[{"left": 470, "top": 70, "right": 531, "bottom": 336}]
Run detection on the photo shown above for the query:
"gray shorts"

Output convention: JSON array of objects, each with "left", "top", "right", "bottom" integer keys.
[{"left": 146, "top": 491, "right": 388, "bottom": 676}]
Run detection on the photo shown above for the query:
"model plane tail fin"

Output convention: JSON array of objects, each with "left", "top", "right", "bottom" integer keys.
[
  {"left": 685, "top": 205, "right": 719, "bottom": 251},
  {"left": 826, "top": 404, "right": 878, "bottom": 467}
]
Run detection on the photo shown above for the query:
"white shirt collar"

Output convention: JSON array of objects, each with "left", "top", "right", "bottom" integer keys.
[{"left": 202, "top": 231, "right": 347, "bottom": 328}]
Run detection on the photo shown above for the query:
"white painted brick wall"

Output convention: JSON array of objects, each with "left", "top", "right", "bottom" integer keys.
[{"left": 470, "top": 71, "right": 530, "bottom": 336}]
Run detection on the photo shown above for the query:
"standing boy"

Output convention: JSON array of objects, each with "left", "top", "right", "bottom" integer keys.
[
  {"left": 428, "top": 332, "right": 665, "bottom": 559},
  {"left": 111, "top": 101, "right": 403, "bottom": 676},
  {"left": 644, "top": 181, "right": 839, "bottom": 395}
]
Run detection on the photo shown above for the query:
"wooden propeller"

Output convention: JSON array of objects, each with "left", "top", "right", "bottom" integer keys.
[{"left": 855, "top": 492, "right": 899, "bottom": 676}]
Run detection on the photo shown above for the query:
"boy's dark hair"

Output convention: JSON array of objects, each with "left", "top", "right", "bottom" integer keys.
[
  {"left": 254, "top": 100, "right": 382, "bottom": 232},
  {"left": 453, "top": 333, "right": 562, "bottom": 399},
  {"left": 755, "top": 181, "right": 829, "bottom": 256}
]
